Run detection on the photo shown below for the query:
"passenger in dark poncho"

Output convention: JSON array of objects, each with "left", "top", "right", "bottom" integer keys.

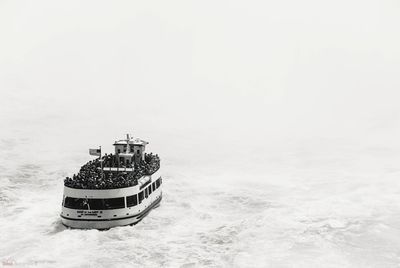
[{"left": 64, "top": 153, "right": 160, "bottom": 189}]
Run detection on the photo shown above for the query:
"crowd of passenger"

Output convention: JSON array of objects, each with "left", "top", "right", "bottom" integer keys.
[{"left": 64, "top": 153, "right": 160, "bottom": 189}]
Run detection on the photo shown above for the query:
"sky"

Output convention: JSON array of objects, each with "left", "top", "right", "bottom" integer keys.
[{"left": 1, "top": 0, "right": 399, "bottom": 146}]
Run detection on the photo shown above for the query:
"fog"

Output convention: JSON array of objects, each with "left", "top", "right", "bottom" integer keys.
[{"left": 1, "top": 0, "right": 400, "bottom": 267}]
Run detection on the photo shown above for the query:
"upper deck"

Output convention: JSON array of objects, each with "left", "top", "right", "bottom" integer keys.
[
  {"left": 64, "top": 153, "right": 160, "bottom": 189},
  {"left": 64, "top": 134, "right": 160, "bottom": 190}
]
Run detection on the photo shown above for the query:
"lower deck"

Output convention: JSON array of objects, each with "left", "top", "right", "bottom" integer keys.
[
  {"left": 61, "top": 173, "right": 162, "bottom": 229},
  {"left": 61, "top": 195, "right": 162, "bottom": 229}
]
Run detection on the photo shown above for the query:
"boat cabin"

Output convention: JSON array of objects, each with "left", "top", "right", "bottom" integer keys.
[{"left": 113, "top": 134, "right": 149, "bottom": 166}]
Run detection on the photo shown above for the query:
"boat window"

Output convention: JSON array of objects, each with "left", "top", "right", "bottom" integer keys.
[
  {"left": 64, "top": 197, "right": 125, "bottom": 210},
  {"left": 149, "top": 185, "right": 152, "bottom": 195},
  {"left": 103, "top": 198, "right": 125, "bottom": 209},
  {"left": 127, "top": 194, "right": 138, "bottom": 207},
  {"left": 156, "top": 178, "right": 161, "bottom": 188},
  {"left": 64, "top": 197, "right": 88, "bottom": 210},
  {"left": 138, "top": 191, "right": 144, "bottom": 203},
  {"left": 145, "top": 188, "right": 148, "bottom": 198},
  {"left": 152, "top": 182, "right": 156, "bottom": 192},
  {"left": 89, "top": 199, "right": 106, "bottom": 210}
]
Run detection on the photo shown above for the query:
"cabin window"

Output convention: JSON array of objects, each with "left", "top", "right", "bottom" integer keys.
[
  {"left": 64, "top": 197, "right": 125, "bottom": 210},
  {"left": 138, "top": 191, "right": 144, "bottom": 203},
  {"left": 145, "top": 188, "right": 149, "bottom": 198},
  {"left": 100, "top": 198, "right": 125, "bottom": 209},
  {"left": 89, "top": 199, "right": 107, "bottom": 210},
  {"left": 127, "top": 194, "right": 138, "bottom": 207},
  {"left": 156, "top": 178, "right": 161, "bottom": 188},
  {"left": 152, "top": 182, "right": 156, "bottom": 192},
  {"left": 149, "top": 185, "right": 152, "bottom": 195},
  {"left": 117, "top": 149, "right": 121, "bottom": 153},
  {"left": 64, "top": 197, "right": 87, "bottom": 210}
]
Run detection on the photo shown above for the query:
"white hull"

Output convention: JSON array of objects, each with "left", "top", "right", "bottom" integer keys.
[
  {"left": 60, "top": 170, "right": 162, "bottom": 229},
  {"left": 61, "top": 196, "right": 162, "bottom": 229}
]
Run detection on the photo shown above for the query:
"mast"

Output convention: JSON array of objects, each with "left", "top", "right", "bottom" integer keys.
[{"left": 125, "top": 133, "right": 131, "bottom": 154}]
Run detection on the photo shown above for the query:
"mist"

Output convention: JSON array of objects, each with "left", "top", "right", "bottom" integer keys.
[{"left": 1, "top": 0, "right": 400, "bottom": 267}]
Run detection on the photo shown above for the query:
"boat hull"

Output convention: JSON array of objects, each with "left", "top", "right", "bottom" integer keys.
[
  {"left": 60, "top": 171, "right": 162, "bottom": 229},
  {"left": 61, "top": 196, "right": 162, "bottom": 229}
]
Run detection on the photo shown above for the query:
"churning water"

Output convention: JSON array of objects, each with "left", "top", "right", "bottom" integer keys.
[{"left": 1, "top": 130, "right": 400, "bottom": 267}]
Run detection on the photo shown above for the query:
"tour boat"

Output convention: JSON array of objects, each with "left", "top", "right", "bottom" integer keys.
[{"left": 60, "top": 134, "right": 162, "bottom": 229}]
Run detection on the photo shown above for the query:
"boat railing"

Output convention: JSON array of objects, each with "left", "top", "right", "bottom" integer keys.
[{"left": 98, "top": 167, "right": 135, "bottom": 172}]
